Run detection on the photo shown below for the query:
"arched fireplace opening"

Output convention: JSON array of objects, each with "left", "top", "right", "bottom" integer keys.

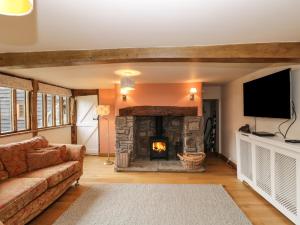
[{"left": 149, "top": 116, "right": 169, "bottom": 160}]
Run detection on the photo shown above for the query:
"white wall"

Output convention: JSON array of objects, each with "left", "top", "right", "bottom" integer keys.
[
  {"left": 38, "top": 127, "right": 72, "bottom": 144},
  {"left": 0, "top": 127, "right": 71, "bottom": 145},
  {"left": 222, "top": 65, "right": 300, "bottom": 163},
  {"left": 0, "top": 133, "right": 33, "bottom": 144},
  {"left": 203, "top": 86, "right": 221, "bottom": 100}
]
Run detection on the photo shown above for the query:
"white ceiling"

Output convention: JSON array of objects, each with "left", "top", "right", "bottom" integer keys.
[
  {"left": 2, "top": 62, "right": 276, "bottom": 89},
  {"left": 1, "top": 1, "right": 299, "bottom": 88},
  {"left": 0, "top": 0, "right": 300, "bottom": 53}
]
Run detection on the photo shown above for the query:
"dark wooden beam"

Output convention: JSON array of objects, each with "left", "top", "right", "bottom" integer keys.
[
  {"left": 12, "top": 89, "right": 17, "bottom": 132},
  {"left": 1, "top": 42, "right": 300, "bottom": 68},
  {"left": 70, "top": 90, "right": 76, "bottom": 145},
  {"left": 72, "top": 89, "right": 99, "bottom": 96},
  {"left": 31, "top": 80, "right": 38, "bottom": 136},
  {"left": 119, "top": 106, "right": 198, "bottom": 116}
]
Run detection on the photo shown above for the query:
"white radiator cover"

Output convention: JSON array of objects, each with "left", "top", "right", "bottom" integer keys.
[{"left": 236, "top": 132, "right": 300, "bottom": 225}]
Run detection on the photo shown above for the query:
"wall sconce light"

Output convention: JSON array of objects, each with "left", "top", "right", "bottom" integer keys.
[
  {"left": 120, "top": 77, "right": 135, "bottom": 102},
  {"left": 120, "top": 88, "right": 129, "bottom": 102},
  {"left": 189, "top": 87, "right": 197, "bottom": 101}
]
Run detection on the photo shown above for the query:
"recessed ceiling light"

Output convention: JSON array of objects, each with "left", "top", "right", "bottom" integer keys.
[{"left": 115, "top": 69, "right": 141, "bottom": 77}]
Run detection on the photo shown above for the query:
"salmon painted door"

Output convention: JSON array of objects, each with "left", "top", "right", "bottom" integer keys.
[{"left": 76, "top": 95, "right": 99, "bottom": 155}]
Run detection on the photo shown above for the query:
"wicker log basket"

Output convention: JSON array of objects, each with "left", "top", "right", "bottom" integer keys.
[
  {"left": 177, "top": 152, "right": 206, "bottom": 170},
  {"left": 116, "top": 151, "right": 130, "bottom": 168}
]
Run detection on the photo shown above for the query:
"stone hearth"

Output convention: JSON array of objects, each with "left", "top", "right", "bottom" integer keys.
[
  {"left": 115, "top": 160, "right": 206, "bottom": 173},
  {"left": 115, "top": 106, "right": 204, "bottom": 172}
]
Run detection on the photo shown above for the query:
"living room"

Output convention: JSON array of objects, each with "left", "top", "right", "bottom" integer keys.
[{"left": 0, "top": 1, "right": 300, "bottom": 225}]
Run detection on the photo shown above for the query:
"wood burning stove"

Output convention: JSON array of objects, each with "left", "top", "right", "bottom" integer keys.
[
  {"left": 150, "top": 136, "right": 169, "bottom": 160},
  {"left": 150, "top": 116, "right": 169, "bottom": 160}
]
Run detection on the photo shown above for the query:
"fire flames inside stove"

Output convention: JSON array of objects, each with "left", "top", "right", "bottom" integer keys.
[{"left": 152, "top": 141, "right": 167, "bottom": 153}]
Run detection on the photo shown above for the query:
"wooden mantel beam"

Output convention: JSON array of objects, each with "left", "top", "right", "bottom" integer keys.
[{"left": 1, "top": 42, "right": 300, "bottom": 68}]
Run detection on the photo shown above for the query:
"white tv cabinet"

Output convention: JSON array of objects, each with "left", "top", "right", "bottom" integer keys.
[{"left": 236, "top": 132, "right": 300, "bottom": 224}]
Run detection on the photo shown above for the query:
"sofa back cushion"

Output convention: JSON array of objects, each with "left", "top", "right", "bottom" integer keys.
[
  {"left": 21, "top": 136, "right": 49, "bottom": 150},
  {"left": 27, "top": 146, "right": 65, "bottom": 171},
  {"left": 0, "top": 160, "right": 4, "bottom": 171},
  {"left": 0, "top": 161, "right": 8, "bottom": 181},
  {"left": 0, "top": 170, "right": 8, "bottom": 181},
  {"left": 59, "top": 145, "right": 69, "bottom": 162},
  {"left": 0, "top": 143, "right": 27, "bottom": 177}
]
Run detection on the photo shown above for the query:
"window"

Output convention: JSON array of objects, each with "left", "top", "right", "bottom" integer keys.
[
  {"left": 0, "top": 87, "right": 12, "bottom": 133},
  {"left": 0, "top": 81, "right": 71, "bottom": 135},
  {"left": 0, "top": 87, "right": 30, "bottom": 134},
  {"left": 55, "top": 96, "right": 61, "bottom": 126},
  {"left": 37, "top": 94, "right": 70, "bottom": 129},
  {"left": 37, "top": 93, "right": 44, "bottom": 128}
]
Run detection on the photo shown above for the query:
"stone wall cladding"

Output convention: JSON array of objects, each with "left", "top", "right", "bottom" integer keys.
[
  {"left": 135, "top": 116, "right": 156, "bottom": 158},
  {"left": 115, "top": 116, "right": 135, "bottom": 160},
  {"left": 183, "top": 116, "right": 204, "bottom": 152},
  {"left": 163, "top": 116, "right": 184, "bottom": 159}
]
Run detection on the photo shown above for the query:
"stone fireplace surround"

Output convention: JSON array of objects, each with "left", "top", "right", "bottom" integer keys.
[{"left": 115, "top": 106, "right": 204, "bottom": 172}]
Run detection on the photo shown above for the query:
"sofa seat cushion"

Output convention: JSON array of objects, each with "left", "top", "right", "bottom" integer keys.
[
  {"left": 21, "top": 161, "right": 80, "bottom": 188},
  {"left": 0, "top": 178, "right": 47, "bottom": 222}
]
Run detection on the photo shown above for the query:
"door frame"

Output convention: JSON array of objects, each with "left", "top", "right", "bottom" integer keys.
[{"left": 72, "top": 89, "right": 100, "bottom": 155}]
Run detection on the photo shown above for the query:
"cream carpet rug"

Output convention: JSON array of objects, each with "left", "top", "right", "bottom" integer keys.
[{"left": 54, "top": 184, "right": 252, "bottom": 225}]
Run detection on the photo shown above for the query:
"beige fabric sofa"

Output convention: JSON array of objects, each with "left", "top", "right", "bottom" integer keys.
[{"left": 0, "top": 136, "right": 85, "bottom": 225}]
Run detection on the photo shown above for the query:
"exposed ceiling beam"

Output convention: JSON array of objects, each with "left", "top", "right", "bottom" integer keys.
[{"left": 1, "top": 42, "right": 300, "bottom": 68}]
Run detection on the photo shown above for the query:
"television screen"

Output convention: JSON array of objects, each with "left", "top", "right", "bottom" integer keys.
[{"left": 243, "top": 69, "right": 291, "bottom": 119}]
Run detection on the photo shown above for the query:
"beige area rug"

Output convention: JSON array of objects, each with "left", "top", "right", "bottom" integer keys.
[{"left": 54, "top": 184, "right": 252, "bottom": 225}]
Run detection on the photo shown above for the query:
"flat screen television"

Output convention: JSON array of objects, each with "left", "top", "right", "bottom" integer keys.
[{"left": 243, "top": 69, "right": 291, "bottom": 119}]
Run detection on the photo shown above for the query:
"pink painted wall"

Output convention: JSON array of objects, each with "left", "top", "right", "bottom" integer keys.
[
  {"left": 115, "top": 82, "right": 202, "bottom": 116},
  {"left": 99, "top": 82, "right": 202, "bottom": 153}
]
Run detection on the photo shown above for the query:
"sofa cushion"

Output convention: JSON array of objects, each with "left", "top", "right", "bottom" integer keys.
[
  {"left": 39, "top": 145, "right": 69, "bottom": 162},
  {"left": 0, "top": 143, "right": 27, "bottom": 177},
  {"left": 59, "top": 145, "right": 69, "bottom": 162},
  {"left": 0, "top": 171, "right": 8, "bottom": 182},
  {"left": 21, "top": 161, "right": 80, "bottom": 188},
  {"left": 21, "top": 136, "right": 48, "bottom": 150},
  {"left": 27, "top": 148, "right": 64, "bottom": 171},
  {"left": 0, "top": 161, "right": 4, "bottom": 171},
  {"left": 0, "top": 161, "right": 8, "bottom": 182},
  {"left": 0, "top": 177, "right": 47, "bottom": 222},
  {"left": 4, "top": 172, "right": 81, "bottom": 225}
]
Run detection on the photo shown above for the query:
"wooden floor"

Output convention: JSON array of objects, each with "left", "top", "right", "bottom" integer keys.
[{"left": 29, "top": 155, "right": 293, "bottom": 225}]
